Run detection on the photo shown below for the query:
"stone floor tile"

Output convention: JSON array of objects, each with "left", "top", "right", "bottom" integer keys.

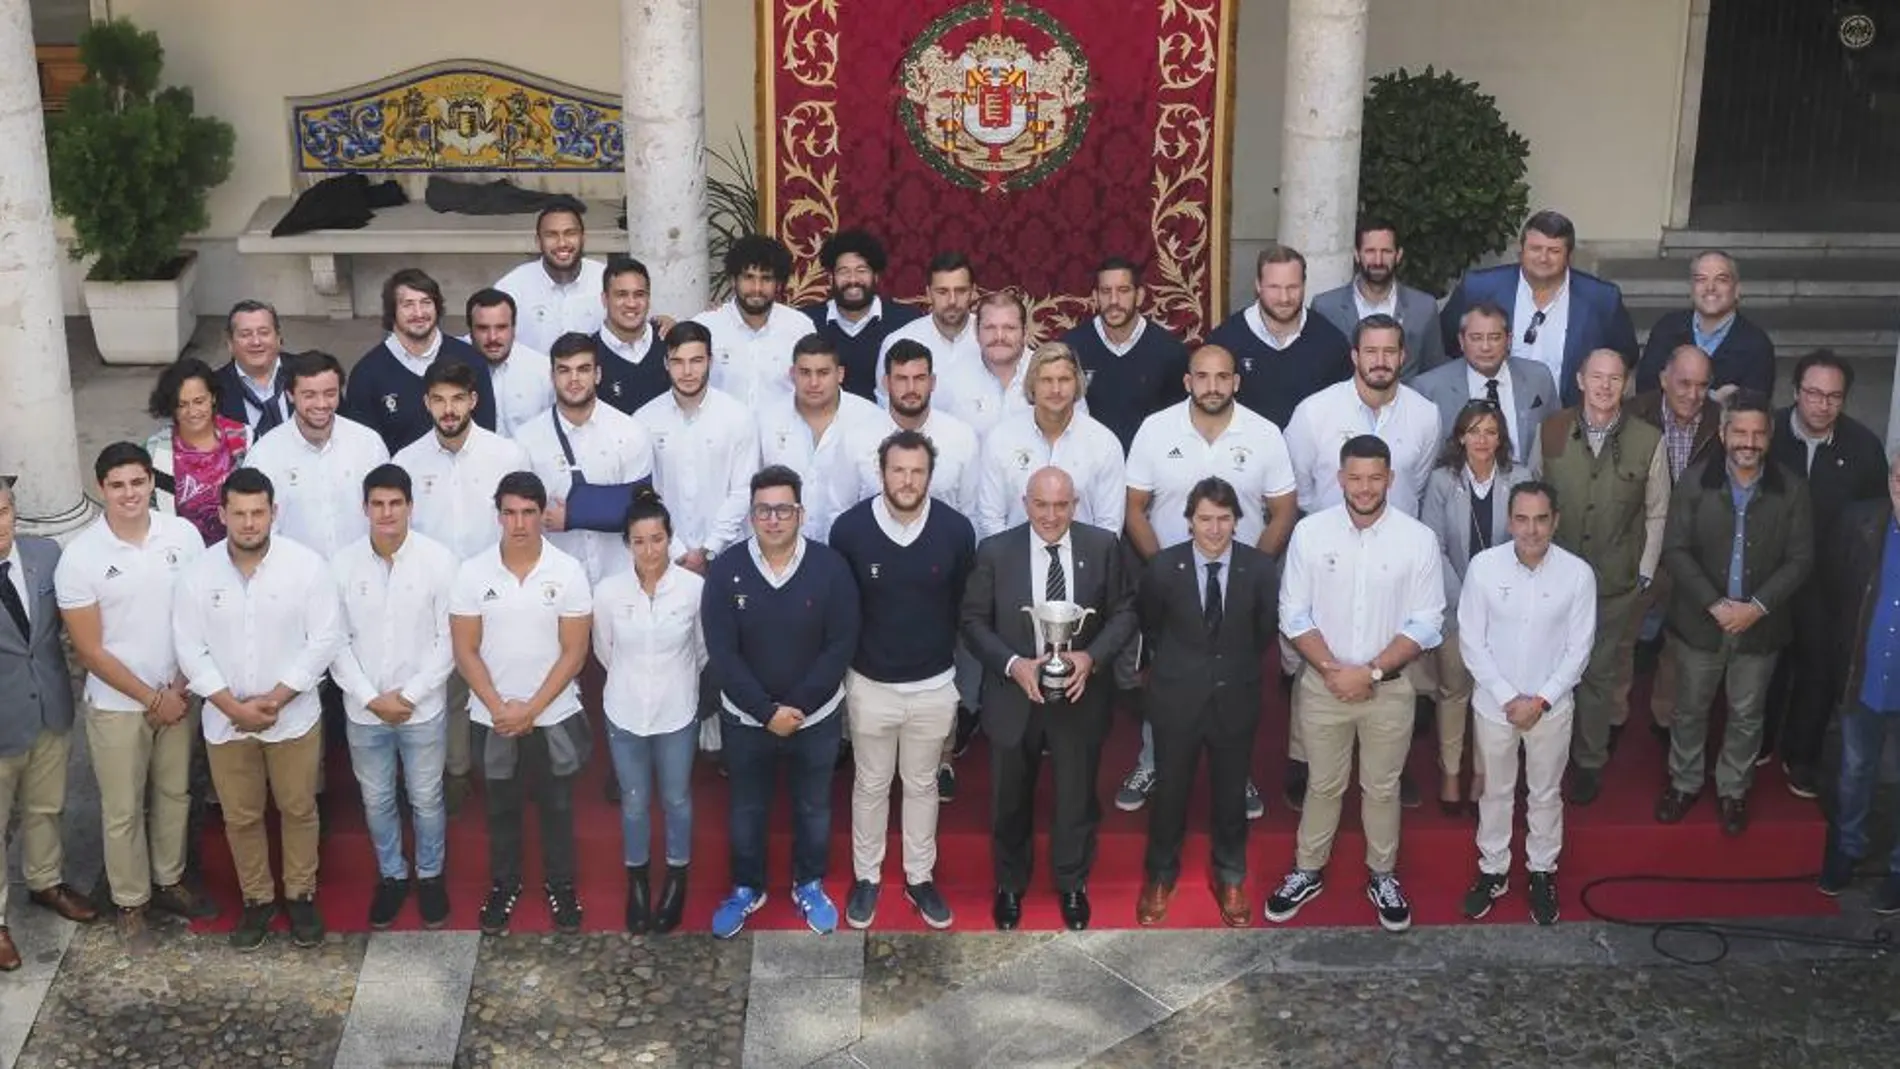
[
  {"left": 333, "top": 979, "right": 468, "bottom": 1068},
  {"left": 751, "top": 929, "right": 865, "bottom": 980},
  {"left": 742, "top": 977, "right": 860, "bottom": 1069},
  {"left": 1066, "top": 930, "right": 1275, "bottom": 1011},
  {"left": 860, "top": 932, "right": 1056, "bottom": 1036}
]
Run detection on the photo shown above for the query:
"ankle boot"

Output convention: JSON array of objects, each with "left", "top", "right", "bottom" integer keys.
[
  {"left": 654, "top": 864, "right": 688, "bottom": 933},
  {"left": 625, "top": 865, "right": 651, "bottom": 934}
]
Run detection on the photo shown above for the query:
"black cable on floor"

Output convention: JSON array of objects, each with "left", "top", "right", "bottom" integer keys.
[{"left": 1577, "top": 873, "right": 1894, "bottom": 966}]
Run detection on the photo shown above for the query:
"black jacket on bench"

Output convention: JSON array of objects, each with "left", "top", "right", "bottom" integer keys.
[{"left": 270, "top": 173, "right": 407, "bottom": 236}]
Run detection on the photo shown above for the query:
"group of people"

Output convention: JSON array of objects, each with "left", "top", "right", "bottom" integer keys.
[{"left": 1, "top": 202, "right": 1896, "bottom": 970}]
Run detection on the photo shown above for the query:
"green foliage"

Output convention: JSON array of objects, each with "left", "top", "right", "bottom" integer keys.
[
  {"left": 1358, "top": 66, "right": 1530, "bottom": 298},
  {"left": 46, "top": 19, "right": 235, "bottom": 281},
  {"left": 706, "top": 130, "right": 761, "bottom": 301}
]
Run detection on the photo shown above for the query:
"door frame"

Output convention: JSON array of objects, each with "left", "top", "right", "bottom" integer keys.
[{"left": 1667, "top": 0, "right": 1713, "bottom": 230}]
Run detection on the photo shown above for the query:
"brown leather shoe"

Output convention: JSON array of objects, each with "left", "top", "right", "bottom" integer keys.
[
  {"left": 1654, "top": 788, "right": 1699, "bottom": 824},
  {"left": 1135, "top": 880, "right": 1174, "bottom": 926},
  {"left": 115, "top": 905, "right": 157, "bottom": 955},
  {"left": 1719, "top": 796, "right": 1750, "bottom": 837},
  {"left": 0, "top": 926, "right": 20, "bottom": 971},
  {"left": 30, "top": 883, "right": 100, "bottom": 924},
  {"left": 1212, "top": 882, "right": 1250, "bottom": 928}
]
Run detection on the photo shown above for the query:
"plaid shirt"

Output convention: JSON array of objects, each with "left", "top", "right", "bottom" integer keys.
[{"left": 1660, "top": 406, "right": 1701, "bottom": 481}]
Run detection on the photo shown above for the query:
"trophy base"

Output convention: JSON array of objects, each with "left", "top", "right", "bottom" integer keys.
[{"left": 1038, "top": 671, "right": 1074, "bottom": 706}]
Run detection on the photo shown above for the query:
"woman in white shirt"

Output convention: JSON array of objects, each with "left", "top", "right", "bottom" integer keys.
[
  {"left": 593, "top": 489, "right": 706, "bottom": 934},
  {"left": 1420, "top": 401, "right": 1533, "bottom": 816}
]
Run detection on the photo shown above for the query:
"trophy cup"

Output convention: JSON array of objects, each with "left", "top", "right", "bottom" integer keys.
[{"left": 1022, "top": 601, "right": 1097, "bottom": 705}]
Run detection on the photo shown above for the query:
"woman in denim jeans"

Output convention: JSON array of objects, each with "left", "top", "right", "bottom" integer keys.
[{"left": 593, "top": 490, "right": 706, "bottom": 932}]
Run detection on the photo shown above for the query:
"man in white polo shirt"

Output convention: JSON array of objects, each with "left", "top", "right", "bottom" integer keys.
[
  {"left": 974, "top": 342, "right": 1125, "bottom": 539},
  {"left": 876, "top": 251, "right": 980, "bottom": 396},
  {"left": 1285, "top": 313, "right": 1441, "bottom": 519},
  {"left": 758, "top": 334, "right": 887, "bottom": 541},
  {"left": 173, "top": 467, "right": 345, "bottom": 952},
  {"left": 637, "top": 321, "right": 760, "bottom": 575},
  {"left": 492, "top": 204, "right": 607, "bottom": 353},
  {"left": 858, "top": 339, "right": 982, "bottom": 515},
  {"left": 57, "top": 443, "right": 217, "bottom": 950},
  {"left": 695, "top": 235, "right": 816, "bottom": 409},
  {"left": 450, "top": 471, "right": 594, "bottom": 936},
  {"left": 244, "top": 351, "right": 390, "bottom": 558},
  {"left": 466, "top": 288, "right": 553, "bottom": 438}
]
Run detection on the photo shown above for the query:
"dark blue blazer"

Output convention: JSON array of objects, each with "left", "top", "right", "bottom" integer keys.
[
  {"left": 1438, "top": 264, "right": 1637, "bottom": 408},
  {"left": 213, "top": 356, "right": 293, "bottom": 434}
]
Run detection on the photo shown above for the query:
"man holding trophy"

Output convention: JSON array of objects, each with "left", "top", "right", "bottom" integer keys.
[{"left": 962, "top": 467, "right": 1137, "bottom": 931}]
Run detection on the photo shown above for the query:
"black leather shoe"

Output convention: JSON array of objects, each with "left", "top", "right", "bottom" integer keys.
[
  {"left": 653, "top": 864, "right": 688, "bottom": 933},
  {"left": 625, "top": 865, "right": 650, "bottom": 934},
  {"left": 1059, "top": 889, "right": 1091, "bottom": 931},
  {"left": 992, "top": 889, "right": 1023, "bottom": 931}
]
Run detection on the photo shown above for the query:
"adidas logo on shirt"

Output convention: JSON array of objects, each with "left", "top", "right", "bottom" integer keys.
[
  {"left": 104, "top": 565, "right": 122, "bottom": 579},
  {"left": 1165, "top": 447, "right": 1184, "bottom": 459},
  {"left": 482, "top": 588, "right": 500, "bottom": 602}
]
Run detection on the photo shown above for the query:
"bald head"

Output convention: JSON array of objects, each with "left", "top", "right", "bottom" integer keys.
[
  {"left": 1662, "top": 345, "right": 1712, "bottom": 423},
  {"left": 1024, "top": 466, "right": 1077, "bottom": 542}
]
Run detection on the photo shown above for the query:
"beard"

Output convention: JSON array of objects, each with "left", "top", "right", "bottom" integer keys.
[
  {"left": 1192, "top": 392, "right": 1233, "bottom": 416},
  {"left": 435, "top": 414, "right": 471, "bottom": 440},
  {"left": 737, "top": 291, "right": 773, "bottom": 317},
  {"left": 890, "top": 394, "right": 929, "bottom": 419},
  {"left": 1357, "top": 261, "right": 1395, "bottom": 286},
  {"left": 832, "top": 282, "right": 874, "bottom": 313}
]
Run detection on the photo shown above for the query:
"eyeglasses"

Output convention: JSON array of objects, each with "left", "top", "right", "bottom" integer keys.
[
  {"left": 1523, "top": 310, "right": 1547, "bottom": 346},
  {"left": 1798, "top": 386, "right": 1846, "bottom": 406},
  {"left": 751, "top": 503, "right": 801, "bottom": 521}
]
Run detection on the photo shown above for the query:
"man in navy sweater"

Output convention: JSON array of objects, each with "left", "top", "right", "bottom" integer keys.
[
  {"left": 345, "top": 268, "right": 497, "bottom": 453},
  {"left": 1206, "top": 245, "right": 1353, "bottom": 428},
  {"left": 593, "top": 256, "right": 673, "bottom": 415},
  {"left": 804, "top": 229, "right": 922, "bottom": 401},
  {"left": 829, "top": 429, "right": 976, "bottom": 930},
  {"left": 702, "top": 465, "right": 861, "bottom": 939},
  {"left": 1060, "top": 257, "right": 1189, "bottom": 451}
]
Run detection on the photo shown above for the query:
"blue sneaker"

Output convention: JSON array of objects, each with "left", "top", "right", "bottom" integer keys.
[
  {"left": 791, "top": 880, "right": 839, "bottom": 934},
  {"left": 711, "top": 886, "right": 765, "bottom": 939}
]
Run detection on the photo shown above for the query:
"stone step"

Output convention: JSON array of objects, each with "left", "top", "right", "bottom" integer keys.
[
  {"left": 1604, "top": 256, "right": 1900, "bottom": 302},
  {"left": 1659, "top": 229, "right": 1900, "bottom": 257}
]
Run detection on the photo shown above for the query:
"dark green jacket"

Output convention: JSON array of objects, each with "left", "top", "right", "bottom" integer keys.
[
  {"left": 1662, "top": 456, "right": 1813, "bottom": 654},
  {"left": 1540, "top": 407, "right": 1664, "bottom": 597}
]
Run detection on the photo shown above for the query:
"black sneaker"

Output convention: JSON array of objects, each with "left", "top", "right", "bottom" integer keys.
[
  {"left": 1526, "top": 872, "right": 1559, "bottom": 926},
  {"left": 1398, "top": 769, "right": 1422, "bottom": 810},
  {"left": 1366, "top": 873, "right": 1412, "bottom": 932},
  {"left": 845, "top": 879, "right": 879, "bottom": 929},
  {"left": 1875, "top": 875, "right": 1900, "bottom": 916},
  {"left": 1263, "top": 869, "right": 1323, "bottom": 923},
  {"left": 1283, "top": 761, "right": 1309, "bottom": 813},
  {"left": 905, "top": 881, "right": 953, "bottom": 930},
  {"left": 547, "top": 881, "right": 583, "bottom": 933},
  {"left": 230, "top": 900, "right": 276, "bottom": 952},
  {"left": 1782, "top": 760, "right": 1819, "bottom": 800},
  {"left": 480, "top": 880, "right": 522, "bottom": 936},
  {"left": 285, "top": 896, "right": 325, "bottom": 947},
  {"left": 937, "top": 763, "right": 957, "bottom": 803},
  {"left": 1461, "top": 872, "right": 1508, "bottom": 920},
  {"left": 417, "top": 876, "right": 451, "bottom": 928},
  {"left": 1818, "top": 840, "right": 1857, "bottom": 897},
  {"left": 368, "top": 877, "right": 408, "bottom": 930}
]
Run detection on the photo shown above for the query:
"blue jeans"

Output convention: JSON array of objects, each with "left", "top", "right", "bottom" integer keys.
[
  {"left": 607, "top": 721, "right": 696, "bottom": 868},
  {"left": 345, "top": 716, "right": 448, "bottom": 880},
  {"left": 1834, "top": 701, "right": 1900, "bottom": 875},
  {"left": 723, "top": 710, "right": 842, "bottom": 890}
]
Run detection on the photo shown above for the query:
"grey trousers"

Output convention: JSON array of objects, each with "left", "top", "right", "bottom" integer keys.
[{"left": 1667, "top": 635, "right": 1778, "bottom": 799}]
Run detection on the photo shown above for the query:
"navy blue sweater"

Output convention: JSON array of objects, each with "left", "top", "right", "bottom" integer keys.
[
  {"left": 1206, "top": 310, "right": 1352, "bottom": 428},
  {"left": 702, "top": 540, "right": 861, "bottom": 726},
  {"left": 828, "top": 498, "right": 976, "bottom": 684},
  {"left": 803, "top": 301, "right": 923, "bottom": 401},
  {"left": 344, "top": 335, "right": 498, "bottom": 453},
  {"left": 595, "top": 326, "right": 673, "bottom": 415},
  {"left": 1634, "top": 308, "right": 1777, "bottom": 399},
  {"left": 1061, "top": 318, "right": 1190, "bottom": 451}
]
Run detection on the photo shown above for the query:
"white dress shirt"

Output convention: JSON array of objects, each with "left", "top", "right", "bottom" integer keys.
[
  {"left": 234, "top": 358, "right": 291, "bottom": 429},
  {"left": 1280, "top": 504, "right": 1445, "bottom": 664},
  {"left": 395, "top": 425, "right": 531, "bottom": 561},
  {"left": 173, "top": 536, "right": 346, "bottom": 745},
  {"left": 244, "top": 417, "right": 391, "bottom": 558},
  {"left": 975, "top": 411, "right": 1126, "bottom": 539},
  {"left": 876, "top": 315, "right": 980, "bottom": 398},
  {"left": 592, "top": 564, "right": 707, "bottom": 736},
  {"left": 933, "top": 354, "right": 1091, "bottom": 439},
  {"left": 55, "top": 512, "right": 207, "bottom": 712},
  {"left": 494, "top": 258, "right": 607, "bottom": 354},
  {"left": 1351, "top": 283, "right": 1399, "bottom": 322},
  {"left": 1284, "top": 380, "right": 1440, "bottom": 517},
  {"left": 1465, "top": 363, "right": 1520, "bottom": 454},
  {"left": 512, "top": 402, "right": 656, "bottom": 583},
  {"left": 1126, "top": 399, "right": 1296, "bottom": 549},
  {"left": 694, "top": 300, "right": 816, "bottom": 409},
  {"left": 483, "top": 342, "right": 555, "bottom": 438},
  {"left": 1457, "top": 542, "right": 1597, "bottom": 725},
  {"left": 852, "top": 408, "right": 982, "bottom": 516},
  {"left": 757, "top": 392, "right": 887, "bottom": 541},
  {"left": 329, "top": 531, "right": 459, "bottom": 726},
  {"left": 448, "top": 540, "right": 593, "bottom": 727},
  {"left": 637, "top": 387, "right": 759, "bottom": 558},
  {"left": 1511, "top": 271, "right": 1572, "bottom": 384}
]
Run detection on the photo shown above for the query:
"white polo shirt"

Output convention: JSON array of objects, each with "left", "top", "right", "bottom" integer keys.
[
  {"left": 511, "top": 402, "right": 655, "bottom": 583},
  {"left": 494, "top": 258, "right": 607, "bottom": 355},
  {"left": 1126, "top": 399, "right": 1296, "bottom": 550},
  {"left": 1457, "top": 541, "right": 1597, "bottom": 726},
  {"left": 935, "top": 352, "right": 1091, "bottom": 440},
  {"left": 694, "top": 300, "right": 816, "bottom": 410},
  {"left": 1283, "top": 380, "right": 1440, "bottom": 518},
  {"left": 244, "top": 416, "right": 391, "bottom": 558},
  {"left": 974, "top": 410, "right": 1127, "bottom": 539},
  {"left": 592, "top": 564, "right": 707, "bottom": 736},
  {"left": 1280, "top": 504, "right": 1445, "bottom": 665},
  {"left": 636, "top": 387, "right": 760, "bottom": 559},
  {"left": 757, "top": 392, "right": 887, "bottom": 541},
  {"left": 395, "top": 425, "right": 531, "bottom": 561},
  {"left": 172, "top": 535, "right": 346, "bottom": 745},
  {"left": 852, "top": 407, "right": 982, "bottom": 516},
  {"left": 484, "top": 342, "right": 555, "bottom": 438},
  {"left": 876, "top": 315, "right": 979, "bottom": 400},
  {"left": 449, "top": 540, "right": 593, "bottom": 727},
  {"left": 329, "top": 531, "right": 459, "bottom": 726},
  {"left": 54, "top": 511, "right": 207, "bottom": 712}
]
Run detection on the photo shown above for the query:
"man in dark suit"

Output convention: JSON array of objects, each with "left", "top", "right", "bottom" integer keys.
[
  {"left": 215, "top": 300, "right": 293, "bottom": 437},
  {"left": 1411, "top": 299, "right": 1558, "bottom": 472},
  {"left": 962, "top": 466, "right": 1137, "bottom": 931},
  {"left": 1309, "top": 219, "right": 1447, "bottom": 383},
  {"left": 1135, "top": 477, "right": 1277, "bottom": 928},
  {"left": 1633, "top": 251, "right": 1775, "bottom": 400},
  {"left": 1439, "top": 210, "right": 1638, "bottom": 409},
  {"left": 0, "top": 478, "right": 97, "bottom": 972}
]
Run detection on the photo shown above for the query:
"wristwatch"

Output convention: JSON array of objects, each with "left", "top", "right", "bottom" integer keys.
[{"left": 1368, "top": 664, "right": 1389, "bottom": 683}]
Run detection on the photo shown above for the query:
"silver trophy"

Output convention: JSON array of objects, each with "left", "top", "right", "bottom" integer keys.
[{"left": 1022, "top": 601, "right": 1097, "bottom": 704}]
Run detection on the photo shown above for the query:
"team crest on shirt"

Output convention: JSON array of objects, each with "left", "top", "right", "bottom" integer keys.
[
  {"left": 285, "top": 468, "right": 301, "bottom": 486},
  {"left": 775, "top": 429, "right": 791, "bottom": 451},
  {"left": 420, "top": 475, "right": 437, "bottom": 495},
  {"left": 209, "top": 588, "right": 227, "bottom": 609},
  {"left": 356, "top": 580, "right": 371, "bottom": 598},
  {"left": 869, "top": 563, "right": 881, "bottom": 579},
  {"left": 1230, "top": 445, "right": 1251, "bottom": 469},
  {"left": 652, "top": 432, "right": 668, "bottom": 452},
  {"left": 1083, "top": 369, "right": 1096, "bottom": 389},
  {"left": 734, "top": 593, "right": 748, "bottom": 610},
  {"left": 1011, "top": 448, "right": 1032, "bottom": 471},
  {"left": 1320, "top": 552, "right": 1338, "bottom": 572},
  {"left": 1241, "top": 357, "right": 1255, "bottom": 374},
  {"left": 610, "top": 381, "right": 623, "bottom": 399},
  {"left": 540, "top": 581, "right": 560, "bottom": 605},
  {"left": 383, "top": 394, "right": 400, "bottom": 414},
  {"left": 163, "top": 547, "right": 181, "bottom": 567}
]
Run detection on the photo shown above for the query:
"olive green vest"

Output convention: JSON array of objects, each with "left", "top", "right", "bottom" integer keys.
[{"left": 1540, "top": 408, "right": 1661, "bottom": 598}]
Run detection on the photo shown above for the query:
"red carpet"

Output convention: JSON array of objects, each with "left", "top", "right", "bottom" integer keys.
[{"left": 191, "top": 674, "right": 1834, "bottom": 934}]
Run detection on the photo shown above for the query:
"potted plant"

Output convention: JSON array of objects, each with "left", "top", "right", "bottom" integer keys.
[{"left": 47, "top": 18, "right": 234, "bottom": 365}]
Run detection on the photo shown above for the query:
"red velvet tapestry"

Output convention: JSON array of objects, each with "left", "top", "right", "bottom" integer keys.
[{"left": 759, "top": 0, "right": 1236, "bottom": 343}]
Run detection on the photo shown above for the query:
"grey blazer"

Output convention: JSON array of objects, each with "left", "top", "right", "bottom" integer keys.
[
  {"left": 1309, "top": 282, "right": 1447, "bottom": 381},
  {"left": 1421, "top": 464, "right": 1536, "bottom": 614},
  {"left": 0, "top": 536, "right": 76, "bottom": 757},
  {"left": 1411, "top": 357, "right": 1558, "bottom": 475}
]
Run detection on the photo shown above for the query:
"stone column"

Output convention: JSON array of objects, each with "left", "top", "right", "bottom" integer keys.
[
  {"left": 1276, "top": 0, "right": 1370, "bottom": 295},
  {"left": 0, "top": 0, "right": 93, "bottom": 535},
  {"left": 621, "top": 0, "right": 709, "bottom": 316}
]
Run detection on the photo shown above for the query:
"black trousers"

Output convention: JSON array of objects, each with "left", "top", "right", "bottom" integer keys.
[
  {"left": 479, "top": 725, "right": 578, "bottom": 886},
  {"left": 1763, "top": 589, "right": 1836, "bottom": 768},
  {"left": 991, "top": 705, "right": 1105, "bottom": 893},
  {"left": 1144, "top": 696, "right": 1259, "bottom": 887}
]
